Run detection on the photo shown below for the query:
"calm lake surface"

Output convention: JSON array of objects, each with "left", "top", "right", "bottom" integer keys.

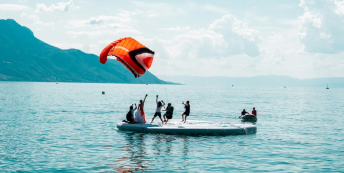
[{"left": 0, "top": 82, "right": 343, "bottom": 172}]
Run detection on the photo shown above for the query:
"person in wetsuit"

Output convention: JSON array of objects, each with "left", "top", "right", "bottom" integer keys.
[
  {"left": 241, "top": 109, "right": 248, "bottom": 117},
  {"left": 182, "top": 101, "right": 190, "bottom": 123},
  {"left": 163, "top": 103, "right": 174, "bottom": 124},
  {"left": 126, "top": 104, "right": 137, "bottom": 123},
  {"left": 151, "top": 95, "right": 165, "bottom": 124}
]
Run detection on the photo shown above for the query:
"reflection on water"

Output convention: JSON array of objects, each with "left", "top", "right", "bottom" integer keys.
[
  {"left": 183, "top": 137, "right": 189, "bottom": 156},
  {"left": 105, "top": 133, "right": 149, "bottom": 172},
  {"left": 105, "top": 132, "right": 191, "bottom": 172}
]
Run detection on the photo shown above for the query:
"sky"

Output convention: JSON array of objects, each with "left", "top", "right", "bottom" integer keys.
[{"left": 1, "top": 0, "right": 344, "bottom": 79}]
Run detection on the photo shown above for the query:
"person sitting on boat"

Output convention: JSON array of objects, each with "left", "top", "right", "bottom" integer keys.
[
  {"left": 151, "top": 95, "right": 165, "bottom": 124},
  {"left": 126, "top": 104, "right": 137, "bottom": 123},
  {"left": 241, "top": 109, "right": 248, "bottom": 117},
  {"left": 163, "top": 103, "right": 174, "bottom": 124},
  {"left": 134, "top": 94, "right": 148, "bottom": 124},
  {"left": 252, "top": 107, "right": 257, "bottom": 116},
  {"left": 182, "top": 101, "right": 190, "bottom": 123}
]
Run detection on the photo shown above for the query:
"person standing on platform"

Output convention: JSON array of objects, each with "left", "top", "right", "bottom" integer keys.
[
  {"left": 182, "top": 101, "right": 190, "bottom": 123},
  {"left": 134, "top": 94, "right": 148, "bottom": 124},
  {"left": 163, "top": 103, "right": 174, "bottom": 124},
  {"left": 151, "top": 95, "right": 165, "bottom": 124}
]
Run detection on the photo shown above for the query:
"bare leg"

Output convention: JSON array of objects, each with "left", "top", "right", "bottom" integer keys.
[
  {"left": 151, "top": 116, "right": 156, "bottom": 123},
  {"left": 182, "top": 113, "right": 185, "bottom": 122},
  {"left": 159, "top": 117, "right": 164, "bottom": 124},
  {"left": 165, "top": 119, "right": 169, "bottom": 124},
  {"left": 184, "top": 115, "right": 188, "bottom": 123}
]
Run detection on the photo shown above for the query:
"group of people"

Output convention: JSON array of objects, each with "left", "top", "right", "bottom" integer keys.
[
  {"left": 241, "top": 107, "right": 257, "bottom": 117},
  {"left": 125, "top": 94, "right": 190, "bottom": 124}
]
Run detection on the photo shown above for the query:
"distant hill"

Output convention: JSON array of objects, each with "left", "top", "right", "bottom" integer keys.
[
  {"left": 0, "top": 19, "right": 170, "bottom": 84},
  {"left": 158, "top": 75, "right": 344, "bottom": 88}
]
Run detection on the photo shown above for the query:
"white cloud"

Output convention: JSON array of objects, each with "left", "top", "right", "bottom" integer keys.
[
  {"left": 334, "top": 0, "right": 344, "bottom": 15},
  {"left": 21, "top": 13, "right": 54, "bottom": 26},
  {"left": 147, "top": 13, "right": 262, "bottom": 76},
  {"left": 319, "top": 32, "right": 330, "bottom": 39},
  {"left": 209, "top": 14, "right": 262, "bottom": 57},
  {"left": 298, "top": 0, "right": 344, "bottom": 54},
  {"left": 68, "top": 18, "right": 104, "bottom": 28},
  {"left": 299, "top": 11, "right": 322, "bottom": 29},
  {"left": 162, "top": 30, "right": 226, "bottom": 59},
  {"left": 156, "top": 14, "right": 262, "bottom": 62},
  {"left": 0, "top": 4, "right": 29, "bottom": 10},
  {"left": 35, "top": 0, "right": 79, "bottom": 13},
  {"left": 210, "top": 14, "right": 261, "bottom": 42},
  {"left": 89, "top": 17, "right": 104, "bottom": 25}
]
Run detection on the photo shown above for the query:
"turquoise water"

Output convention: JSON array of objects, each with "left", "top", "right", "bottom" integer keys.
[{"left": 0, "top": 82, "right": 343, "bottom": 172}]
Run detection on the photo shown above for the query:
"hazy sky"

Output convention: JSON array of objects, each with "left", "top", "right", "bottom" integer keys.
[{"left": 1, "top": 0, "right": 344, "bottom": 78}]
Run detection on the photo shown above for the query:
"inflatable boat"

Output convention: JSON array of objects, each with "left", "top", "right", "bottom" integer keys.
[
  {"left": 240, "top": 114, "right": 257, "bottom": 122},
  {"left": 116, "top": 120, "right": 256, "bottom": 136}
]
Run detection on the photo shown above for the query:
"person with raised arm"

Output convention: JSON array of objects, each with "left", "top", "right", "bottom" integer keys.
[
  {"left": 181, "top": 101, "right": 190, "bottom": 123},
  {"left": 134, "top": 94, "right": 148, "bottom": 124},
  {"left": 151, "top": 95, "right": 165, "bottom": 124}
]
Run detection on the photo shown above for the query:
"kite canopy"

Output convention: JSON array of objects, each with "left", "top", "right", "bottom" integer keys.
[{"left": 99, "top": 37, "right": 154, "bottom": 78}]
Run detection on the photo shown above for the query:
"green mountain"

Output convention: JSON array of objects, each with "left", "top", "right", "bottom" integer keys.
[{"left": 0, "top": 19, "right": 170, "bottom": 84}]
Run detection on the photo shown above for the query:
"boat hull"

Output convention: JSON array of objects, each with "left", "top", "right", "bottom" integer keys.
[{"left": 240, "top": 114, "right": 257, "bottom": 120}]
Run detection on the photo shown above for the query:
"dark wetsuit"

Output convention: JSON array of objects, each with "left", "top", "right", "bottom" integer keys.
[
  {"left": 166, "top": 106, "right": 174, "bottom": 119},
  {"left": 126, "top": 110, "right": 134, "bottom": 122},
  {"left": 241, "top": 111, "right": 248, "bottom": 116},
  {"left": 184, "top": 104, "right": 190, "bottom": 116}
]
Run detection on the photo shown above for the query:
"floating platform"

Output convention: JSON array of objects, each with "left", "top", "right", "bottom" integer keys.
[{"left": 116, "top": 120, "right": 256, "bottom": 136}]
